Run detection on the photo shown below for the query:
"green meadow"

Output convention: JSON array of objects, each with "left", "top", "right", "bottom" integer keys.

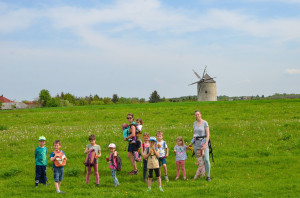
[{"left": 0, "top": 99, "right": 299, "bottom": 198}]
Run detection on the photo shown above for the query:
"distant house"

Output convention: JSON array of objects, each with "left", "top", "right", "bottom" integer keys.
[
  {"left": 0, "top": 95, "right": 27, "bottom": 110},
  {"left": 25, "top": 101, "right": 41, "bottom": 108}
]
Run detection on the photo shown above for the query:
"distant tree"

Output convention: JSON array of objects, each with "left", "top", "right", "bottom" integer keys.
[
  {"left": 0, "top": 101, "right": 2, "bottom": 108},
  {"left": 139, "top": 98, "right": 145, "bottom": 103},
  {"left": 39, "top": 89, "right": 52, "bottom": 107},
  {"left": 76, "top": 98, "right": 88, "bottom": 106},
  {"left": 112, "top": 94, "right": 119, "bottom": 103},
  {"left": 93, "top": 94, "right": 100, "bottom": 101},
  {"left": 119, "top": 97, "right": 130, "bottom": 104},
  {"left": 63, "top": 93, "right": 76, "bottom": 104},
  {"left": 131, "top": 97, "right": 139, "bottom": 104},
  {"left": 48, "top": 97, "right": 60, "bottom": 107},
  {"left": 60, "top": 92, "right": 65, "bottom": 99},
  {"left": 261, "top": 95, "right": 265, "bottom": 98},
  {"left": 103, "top": 97, "right": 112, "bottom": 105},
  {"left": 149, "top": 90, "right": 160, "bottom": 103}
]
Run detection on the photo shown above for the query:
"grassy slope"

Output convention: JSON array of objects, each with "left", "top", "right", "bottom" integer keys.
[{"left": 0, "top": 99, "right": 299, "bottom": 198}]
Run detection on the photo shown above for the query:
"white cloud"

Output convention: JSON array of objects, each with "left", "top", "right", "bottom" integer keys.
[{"left": 285, "top": 68, "right": 300, "bottom": 74}]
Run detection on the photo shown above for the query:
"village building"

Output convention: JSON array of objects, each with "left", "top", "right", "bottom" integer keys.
[{"left": 0, "top": 95, "right": 28, "bottom": 110}]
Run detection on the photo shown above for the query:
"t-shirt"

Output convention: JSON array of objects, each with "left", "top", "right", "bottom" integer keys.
[
  {"left": 144, "top": 147, "right": 159, "bottom": 169},
  {"left": 193, "top": 120, "right": 209, "bottom": 137},
  {"left": 109, "top": 153, "right": 117, "bottom": 169},
  {"left": 174, "top": 145, "right": 187, "bottom": 161},
  {"left": 35, "top": 147, "right": 47, "bottom": 166},
  {"left": 50, "top": 150, "right": 66, "bottom": 168},
  {"left": 157, "top": 140, "right": 168, "bottom": 158},
  {"left": 86, "top": 144, "right": 101, "bottom": 163},
  {"left": 141, "top": 142, "right": 150, "bottom": 159}
]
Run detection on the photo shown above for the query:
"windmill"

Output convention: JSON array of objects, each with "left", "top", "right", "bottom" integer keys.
[{"left": 189, "top": 66, "right": 217, "bottom": 101}]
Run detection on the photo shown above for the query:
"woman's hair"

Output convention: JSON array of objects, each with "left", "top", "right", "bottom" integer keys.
[
  {"left": 195, "top": 110, "right": 201, "bottom": 114},
  {"left": 89, "top": 134, "right": 96, "bottom": 140},
  {"left": 127, "top": 113, "right": 134, "bottom": 118},
  {"left": 176, "top": 136, "right": 185, "bottom": 146},
  {"left": 143, "top": 132, "right": 150, "bottom": 137},
  {"left": 136, "top": 118, "right": 143, "bottom": 125}
]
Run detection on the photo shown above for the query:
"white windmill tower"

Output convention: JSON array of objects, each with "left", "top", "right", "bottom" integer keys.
[{"left": 189, "top": 66, "right": 217, "bottom": 101}]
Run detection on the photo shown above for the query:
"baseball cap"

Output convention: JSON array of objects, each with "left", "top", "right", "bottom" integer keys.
[
  {"left": 39, "top": 136, "right": 46, "bottom": 141},
  {"left": 149, "top": 136, "right": 157, "bottom": 142}
]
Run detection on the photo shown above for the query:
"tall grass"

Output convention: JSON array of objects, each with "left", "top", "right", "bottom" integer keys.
[{"left": 0, "top": 99, "right": 299, "bottom": 197}]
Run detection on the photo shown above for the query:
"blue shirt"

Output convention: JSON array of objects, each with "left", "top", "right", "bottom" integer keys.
[
  {"left": 50, "top": 150, "right": 65, "bottom": 168},
  {"left": 35, "top": 147, "right": 47, "bottom": 166}
]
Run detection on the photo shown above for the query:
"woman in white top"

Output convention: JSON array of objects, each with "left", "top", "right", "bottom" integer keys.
[{"left": 189, "top": 110, "right": 211, "bottom": 182}]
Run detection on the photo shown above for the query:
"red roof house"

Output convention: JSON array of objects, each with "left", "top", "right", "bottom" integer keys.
[{"left": 0, "top": 95, "right": 13, "bottom": 103}]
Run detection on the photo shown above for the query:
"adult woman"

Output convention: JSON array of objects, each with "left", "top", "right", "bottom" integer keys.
[
  {"left": 124, "top": 113, "right": 138, "bottom": 175},
  {"left": 189, "top": 110, "right": 211, "bottom": 181}
]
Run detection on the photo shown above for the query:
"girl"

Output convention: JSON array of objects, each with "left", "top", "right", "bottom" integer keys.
[
  {"left": 84, "top": 134, "right": 101, "bottom": 186},
  {"left": 141, "top": 132, "right": 150, "bottom": 182},
  {"left": 136, "top": 118, "right": 143, "bottom": 139},
  {"left": 194, "top": 149, "right": 206, "bottom": 179},
  {"left": 108, "top": 143, "right": 120, "bottom": 187},
  {"left": 174, "top": 136, "right": 187, "bottom": 180}
]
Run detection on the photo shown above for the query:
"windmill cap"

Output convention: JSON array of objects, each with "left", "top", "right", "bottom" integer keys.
[
  {"left": 149, "top": 136, "right": 157, "bottom": 142},
  {"left": 39, "top": 136, "right": 46, "bottom": 141},
  {"left": 108, "top": 143, "right": 116, "bottom": 148}
]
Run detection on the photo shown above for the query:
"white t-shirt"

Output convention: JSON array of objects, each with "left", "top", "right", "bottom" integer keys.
[{"left": 157, "top": 140, "right": 168, "bottom": 157}]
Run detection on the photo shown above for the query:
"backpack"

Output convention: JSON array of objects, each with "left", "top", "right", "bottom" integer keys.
[
  {"left": 192, "top": 138, "right": 214, "bottom": 163},
  {"left": 53, "top": 150, "right": 67, "bottom": 167},
  {"left": 110, "top": 153, "right": 122, "bottom": 171},
  {"left": 84, "top": 149, "right": 96, "bottom": 167},
  {"left": 133, "top": 151, "right": 141, "bottom": 162}
]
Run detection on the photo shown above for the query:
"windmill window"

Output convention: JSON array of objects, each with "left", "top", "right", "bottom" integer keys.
[{"left": 205, "top": 91, "right": 208, "bottom": 93}]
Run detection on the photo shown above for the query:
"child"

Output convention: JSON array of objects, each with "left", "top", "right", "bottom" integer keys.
[
  {"left": 156, "top": 131, "right": 169, "bottom": 182},
  {"left": 194, "top": 149, "right": 206, "bottom": 179},
  {"left": 130, "top": 118, "right": 143, "bottom": 144},
  {"left": 190, "top": 134, "right": 206, "bottom": 157},
  {"left": 143, "top": 137, "right": 163, "bottom": 192},
  {"left": 84, "top": 134, "right": 101, "bottom": 186},
  {"left": 108, "top": 143, "right": 120, "bottom": 187},
  {"left": 50, "top": 140, "right": 67, "bottom": 194},
  {"left": 141, "top": 132, "right": 150, "bottom": 182},
  {"left": 35, "top": 136, "right": 47, "bottom": 187},
  {"left": 174, "top": 136, "right": 187, "bottom": 180}
]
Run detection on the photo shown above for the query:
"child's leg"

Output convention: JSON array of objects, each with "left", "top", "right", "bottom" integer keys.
[
  {"left": 94, "top": 164, "right": 99, "bottom": 184},
  {"left": 194, "top": 167, "right": 201, "bottom": 179},
  {"left": 111, "top": 169, "right": 119, "bottom": 186},
  {"left": 180, "top": 160, "right": 186, "bottom": 178},
  {"left": 176, "top": 161, "right": 180, "bottom": 177},
  {"left": 163, "top": 164, "right": 168, "bottom": 176},
  {"left": 41, "top": 166, "right": 47, "bottom": 184},
  {"left": 154, "top": 168, "right": 161, "bottom": 187},
  {"left": 35, "top": 165, "right": 41, "bottom": 186},
  {"left": 86, "top": 166, "right": 92, "bottom": 184},
  {"left": 143, "top": 159, "right": 148, "bottom": 179},
  {"left": 148, "top": 169, "right": 153, "bottom": 188}
]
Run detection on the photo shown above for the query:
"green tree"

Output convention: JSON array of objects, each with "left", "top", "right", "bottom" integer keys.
[
  {"left": 93, "top": 94, "right": 100, "bottom": 101},
  {"left": 149, "top": 90, "right": 160, "bottom": 103},
  {"left": 48, "top": 97, "right": 60, "bottom": 107},
  {"left": 139, "top": 98, "right": 145, "bottom": 103},
  {"left": 112, "top": 94, "right": 119, "bottom": 103},
  {"left": 103, "top": 97, "right": 112, "bottom": 105},
  {"left": 76, "top": 98, "right": 88, "bottom": 106},
  {"left": 39, "top": 89, "right": 52, "bottom": 107},
  {"left": 63, "top": 93, "right": 76, "bottom": 104}
]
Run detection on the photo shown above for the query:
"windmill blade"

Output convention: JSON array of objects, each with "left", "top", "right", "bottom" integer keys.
[
  {"left": 192, "top": 69, "right": 201, "bottom": 79},
  {"left": 188, "top": 80, "right": 200, "bottom": 86},
  {"left": 202, "top": 65, "right": 207, "bottom": 79}
]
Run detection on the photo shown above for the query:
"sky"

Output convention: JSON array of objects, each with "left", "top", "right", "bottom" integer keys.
[{"left": 1, "top": 0, "right": 300, "bottom": 101}]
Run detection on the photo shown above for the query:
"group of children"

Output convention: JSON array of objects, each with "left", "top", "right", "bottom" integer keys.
[{"left": 34, "top": 129, "right": 207, "bottom": 193}]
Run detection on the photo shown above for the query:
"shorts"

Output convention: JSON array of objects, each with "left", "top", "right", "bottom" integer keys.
[
  {"left": 148, "top": 168, "right": 160, "bottom": 178},
  {"left": 128, "top": 143, "right": 138, "bottom": 152},
  {"left": 53, "top": 167, "right": 64, "bottom": 182},
  {"left": 159, "top": 157, "right": 167, "bottom": 166}
]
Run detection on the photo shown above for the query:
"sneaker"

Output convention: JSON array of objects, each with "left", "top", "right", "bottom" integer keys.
[
  {"left": 165, "top": 175, "right": 169, "bottom": 182},
  {"left": 183, "top": 177, "right": 186, "bottom": 180},
  {"left": 128, "top": 170, "right": 135, "bottom": 175},
  {"left": 206, "top": 176, "right": 211, "bottom": 182},
  {"left": 159, "top": 187, "right": 164, "bottom": 192},
  {"left": 134, "top": 170, "right": 139, "bottom": 175},
  {"left": 175, "top": 177, "right": 179, "bottom": 180}
]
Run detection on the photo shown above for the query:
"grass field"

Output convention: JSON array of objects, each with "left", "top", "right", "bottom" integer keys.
[{"left": 0, "top": 99, "right": 299, "bottom": 198}]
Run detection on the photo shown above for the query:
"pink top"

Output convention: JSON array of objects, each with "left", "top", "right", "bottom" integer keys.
[
  {"left": 141, "top": 142, "right": 150, "bottom": 153},
  {"left": 109, "top": 153, "right": 117, "bottom": 169}
]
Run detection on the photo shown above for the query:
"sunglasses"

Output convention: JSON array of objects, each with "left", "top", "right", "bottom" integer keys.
[{"left": 127, "top": 117, "right": 132, "bottom": 119}]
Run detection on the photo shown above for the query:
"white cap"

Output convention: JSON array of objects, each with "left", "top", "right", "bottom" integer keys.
[{"left": 108, "top": 143, "right": 116, "bottom": 148}]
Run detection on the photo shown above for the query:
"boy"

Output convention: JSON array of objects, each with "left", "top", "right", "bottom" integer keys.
[
  {"left": 156, "top": 131, "right": 169, "bottom": 182},
  {"left": 143, "top": 137, "right": 163, "bottom": 192},
  {"left": 50, "top": 140, "right": 67, "bottom": 193},
  {"left": 35, "top": 136, "right": 47, "bottom": 187}
]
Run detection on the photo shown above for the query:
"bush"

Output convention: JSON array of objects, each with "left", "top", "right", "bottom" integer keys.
[
  {"left": 0, "top": 125, "right": 8, "bottom": 130},
  {"left": 2, "top": 168, "right": 22, "bottom": 178},
  {"left": 39, "top": 89, "right": 52, "bottom": 107}
]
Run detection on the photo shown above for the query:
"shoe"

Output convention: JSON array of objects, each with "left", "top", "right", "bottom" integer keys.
[
  {"left": 159, "top": 187, "right": 164, "bottom": 192},
  {"left": 165, "top": 175, "right": 169, "bottom": 182},
  {"left": 175, "top": 177, "right": 179, "bottom": 180},
  {"left": 96, "top": 184, "right": 100, "bottom": 187},
  {"left": 134, "top": 170, "right": 139, "bottom": 175},
  {"left": 206, "top": 176, "right": 211, "bottom": 182},
  {"left": 128, "top": 170, "right": 135, "bottom": 175},
  {"left": 184, "top": 177, "right": 186, "bottom": 180}
]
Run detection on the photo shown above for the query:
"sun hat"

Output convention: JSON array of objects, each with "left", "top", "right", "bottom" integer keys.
[
  {"left": 149, "top": 136, "right": 157, "bottom": 142},
  {"left": 108, "top": 143, "right": 116, "bottom": 148},
  {"left": 39, "top": 136, "right": 46, "bottom": 141}
]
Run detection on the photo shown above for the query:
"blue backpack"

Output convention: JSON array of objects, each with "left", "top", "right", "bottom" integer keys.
[{"left": 123, "top": 122, "right": 137, "bottom": 142}]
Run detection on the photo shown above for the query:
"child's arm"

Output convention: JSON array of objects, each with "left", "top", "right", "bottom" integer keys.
[
  {"left": 50, "top": 153, "right": 56, "bottom": 162},
  {"left": 165, "top": 147, "right": 169, "bottom": 158},
  {"left": 97, "top": 150, "right": 102, "bottom": 158},
  {"left": 154, "top": 148, "right": 160, "bottom": 158}
]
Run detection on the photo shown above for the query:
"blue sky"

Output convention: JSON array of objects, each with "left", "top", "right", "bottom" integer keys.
[{"left": 1, "top": 0, "right": 300, "bottom": 101}]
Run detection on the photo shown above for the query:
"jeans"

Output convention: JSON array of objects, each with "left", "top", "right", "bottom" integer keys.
[
  {"left": 111, "top": 169, "right": 119, "bottom": 186},
  {"left": 53, "top": 167, "right": 64, "bottom": 183},
  {"left": 204, "top": 146, "right": 211, "bottom": 177},
  {"left": 35, "top": 165, "right": 47, "bottom": 185},
  {"left": 143, "top": 159, "right": 148, "bottom": 179}
]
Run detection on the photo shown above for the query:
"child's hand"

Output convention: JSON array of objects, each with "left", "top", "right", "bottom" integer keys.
[
  {"left": 165, "top": 154, "right": 168, "bottom": 158},
  {"left": 194, "top": 162, "right": 198, "bottom": 165},
  {"left": 174, "top": 150, "right": 176, "bottom": 153},
  {"left": 188, "top": 143, "right": 192, "bottom": 147},
  {"left": 114, "top": 151, "right": 118, "bottom": 156},
  {"left": 89, "top": 148, "right": 94, "bottom": 152}
]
